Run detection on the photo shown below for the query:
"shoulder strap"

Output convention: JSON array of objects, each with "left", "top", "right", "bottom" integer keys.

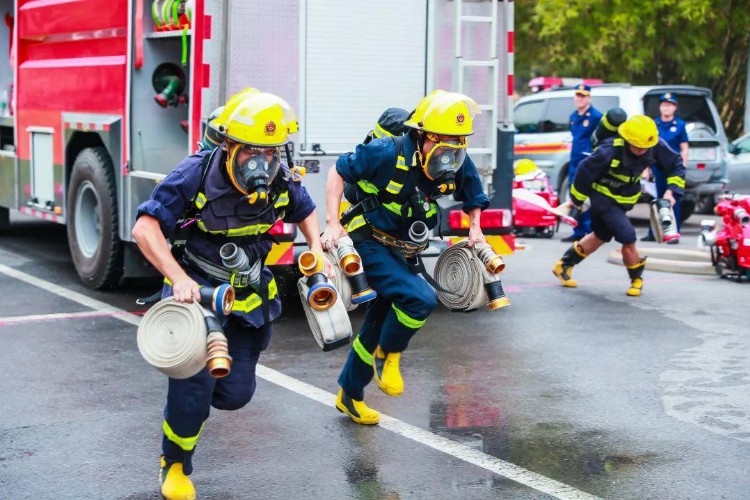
[{"left": 378, "top": 135, "right": 410, "bottom": 205}]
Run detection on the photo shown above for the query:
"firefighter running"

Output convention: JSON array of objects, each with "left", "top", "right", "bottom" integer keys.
[
  {"left": 553, "top": 114, "right": 686, "bottom": 296},
  {"left": 131, "top": 89, "right": 330, "bottom": 500},
  {"left": 321, "top": 90, "right": 490, "bottom": 425}
]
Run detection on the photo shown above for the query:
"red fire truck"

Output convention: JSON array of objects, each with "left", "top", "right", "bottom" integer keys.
[{"left": 0, "top": 0, "right": 515, "bottom": 289}]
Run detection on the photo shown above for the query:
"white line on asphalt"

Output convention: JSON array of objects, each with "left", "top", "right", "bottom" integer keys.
[
  {"left": 0, "top": 310, "right": 145, "bottom": 325},
  {"left": 0, "top": 262, "right": 602, "bottom": 500}
]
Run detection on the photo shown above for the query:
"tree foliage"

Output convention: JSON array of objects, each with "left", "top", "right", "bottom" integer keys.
[{"left": 515, "top": 0, "right": 750, "bottom": 138}]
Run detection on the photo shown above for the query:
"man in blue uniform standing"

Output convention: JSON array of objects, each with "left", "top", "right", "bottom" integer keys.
[
  {"left": 132, "top": 90, "right": 328, "bottom": 500},
  {"left": 562, "top": 84, "right": 603, "bottom": 242},
  {"left": 321, "top": 91, "right": 490, "bottom": 425},
  {"left": 642, "top": 92, "right": 689, "bottom": 243}
]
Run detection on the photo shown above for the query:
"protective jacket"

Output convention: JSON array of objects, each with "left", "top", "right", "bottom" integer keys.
[
  {"left": 137, "top": 148, "right": 316, "bottom": 327},
  {"left": 337, "top": 134, "right": 489, "bottom": 239},
  {"left": 570, "top": 137, "right": 686, "bottom": 210}
]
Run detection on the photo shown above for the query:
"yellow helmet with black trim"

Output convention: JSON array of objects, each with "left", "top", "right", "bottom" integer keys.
[
  {"left": 618, "top": 115, "right": 659, "bottom": 149},
  {"left": 221, "top": 92, "right": 299, "bottom": 147},
  {"left": 208, "top": 87, "right": 261, "bottom": 133},
  {"left": 404, "top": 90, "right": 480, "bottom": 136}
]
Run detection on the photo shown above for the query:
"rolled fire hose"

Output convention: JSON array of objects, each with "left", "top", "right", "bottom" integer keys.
[
  {"left": 137, "top": 297, "right": 233, "bottom": 379},
  {"left": 297, "top": 255, "right": 353, "bottom": 351},
  {"left": 433, "top": 240, "right": 509, "bottom": 312},
  {"left": 607, "top": 248, "right": 714, "bottom": 276}
]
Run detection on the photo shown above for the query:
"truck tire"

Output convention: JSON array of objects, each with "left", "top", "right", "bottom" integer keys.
[
  {"left": 66, "top": 147, "right": 123, "bottom": 289},
  {"left": 0, "top": 206, "right": 9, "bottom": 232}
]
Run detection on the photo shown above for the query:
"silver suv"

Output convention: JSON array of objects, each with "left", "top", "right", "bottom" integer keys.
[{"left": 513, "top": 84, "right": 728, "bottom": 221}]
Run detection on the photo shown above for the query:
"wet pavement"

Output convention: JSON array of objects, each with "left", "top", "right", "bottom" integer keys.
[{"left": 1, "top": 210, "right": 749, "bottom": 500}]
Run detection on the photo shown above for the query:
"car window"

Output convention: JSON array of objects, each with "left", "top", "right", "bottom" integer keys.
[
  {"left": 591, "top": 96, "right": 621, "bottom": 113},
  {"left": 514, "top": 101, "right": 544, "bottom": 133},
  {"left": 539, "top": 98, "right": 571, "bottom": 132},
  {"left": 644, "top": 93, "right": 718, "bottom": 134}
]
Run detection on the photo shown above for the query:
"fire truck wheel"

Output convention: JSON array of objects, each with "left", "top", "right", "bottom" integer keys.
[{"left": 66, "top": 147, "right": 123, "bottom": 289}]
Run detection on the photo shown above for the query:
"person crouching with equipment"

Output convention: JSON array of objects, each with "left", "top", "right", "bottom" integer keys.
[
  {"left": 132, "top": 89, "right": 330, "bottom": 500},
  {"left": 553, "top": 115, "right": 686, "bottom": 296},
  {"left": 321, "top": 91, "right": 490, "bottom": 425}
]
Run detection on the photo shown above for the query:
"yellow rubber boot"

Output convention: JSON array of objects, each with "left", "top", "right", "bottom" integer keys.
[
  {"left": 373, "top": 346, "right": 404, "bottom": 397},
  {"left": 335, "top": 388, "right": 380, "bottom": 425},
  {"left": 160, "top": 457, "right": 196, "bottom": 500},
  {"left": 626, "top": 257, "right": 647, "bottom": 297},
  {"left": 553, "top": 242, "right": 587, "bottom": 288},
  {"left": 626, "top": 278, "right": 643, "bottom": 297},
  {"left": 552, "top": 260, "right": 578, "bottom": 288}
]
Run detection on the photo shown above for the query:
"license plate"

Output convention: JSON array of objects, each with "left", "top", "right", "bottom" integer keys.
[{"left": 688, "top": 148, "right": 716, "bottom": 161}]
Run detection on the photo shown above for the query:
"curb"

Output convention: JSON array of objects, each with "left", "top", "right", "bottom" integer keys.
[{"left": 607, "top": 247, "right": 715, "bottom": 275}]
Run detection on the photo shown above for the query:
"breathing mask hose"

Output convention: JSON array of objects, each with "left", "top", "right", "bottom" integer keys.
[
  {"left": 298, "top": 251, "right": 338, "bottom": 311},
  {"left": 433, "top": 240, "right": 510, "bottom": 312},
  {"left": 220, "top": 242, "right": 261, "bottom": 289}
]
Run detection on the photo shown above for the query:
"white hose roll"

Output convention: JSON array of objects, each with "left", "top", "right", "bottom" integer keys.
[
  {"left": 434, "top": 240, "right": 498, "bottom": 311},
  {"left": 137, "top": 298, "right": 208, "bottom": 379},
  {"left": 298, "top": 275, "right": 353, "bottom": 351}
]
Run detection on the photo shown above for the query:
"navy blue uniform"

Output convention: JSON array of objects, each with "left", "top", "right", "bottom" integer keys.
[
  {"left": 337, "top": 134, "right": 488, "bottom": 400},
  {"left": 569, "top": 105, "right": 603, "bottom": 237},
  {"left": 571, "top": 137, "right": 685, "bottom": 244},
  {"left": 137, "top": 148, "right": 315, "bottom": 473}
]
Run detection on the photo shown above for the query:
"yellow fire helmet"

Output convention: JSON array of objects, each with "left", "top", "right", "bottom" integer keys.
[
  {"left": 208, "top": 87, "right": 261, "bottom": 133},
  {"left": 404, "top": 90, "right": 481, "bottom": 136},
  {"left": 618, "top": 114, "right": 659, "bottom": 149},
  {"left": 514, "top": 158, "right": 544, "bottom": 181},
  {"left": 221, "top": 92, "right": 299, "bottom": 147}
]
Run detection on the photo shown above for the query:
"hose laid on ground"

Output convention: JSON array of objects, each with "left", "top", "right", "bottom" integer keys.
[
  {"left": 607, "top": 248, "right": 714, "bottom": 275},
  {"left": 433, "top": 240, "right": 509, "bottom": 312},
  {"left": 137, "top": 298, "right": 209, "bottom": 379}
]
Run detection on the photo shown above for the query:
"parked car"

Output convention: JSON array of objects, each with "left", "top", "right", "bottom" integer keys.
[
  {"left": 513, "top": 84, "right": 729, "bottom": 222},
  {"left": 726, "top": 132, "right": 750, "bottom": 195}
]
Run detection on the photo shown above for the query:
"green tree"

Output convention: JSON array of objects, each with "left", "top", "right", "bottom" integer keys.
[{"left": 516, "top": 0, "right": 750, "bottom": 138}]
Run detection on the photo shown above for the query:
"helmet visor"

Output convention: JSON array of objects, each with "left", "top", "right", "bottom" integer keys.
[
  {"left": 228, "top": 145, "right": 281, "bottom": 195},
  {"left": 422, "top": 135, "right": 467, "bottom": 180}
]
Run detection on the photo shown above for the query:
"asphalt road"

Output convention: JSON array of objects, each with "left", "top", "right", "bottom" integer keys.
[{"left": 1, "top": 210, "right": 748, "bottom": 500}]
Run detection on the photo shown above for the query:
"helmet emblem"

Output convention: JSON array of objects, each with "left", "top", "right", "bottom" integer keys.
[
  {"left": 265, "top": 121, "right": 276, "bottom": 134},
  {"left": 456, "top": 113, "right": 465, "bottom": 125}
]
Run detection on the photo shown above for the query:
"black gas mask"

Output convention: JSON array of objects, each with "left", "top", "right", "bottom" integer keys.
[
  {"left": 419, "top": 133, "right": 466, "bottom": 197},
  {"left": 226, "top": 143, "right": 281, "bottom": 207}
]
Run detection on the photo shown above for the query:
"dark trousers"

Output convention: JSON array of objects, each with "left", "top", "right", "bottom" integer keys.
[
  {"left": 338, "top": 239, "right": 438, "bottom": 401},
  {"left": 162, "top": 317, "right": 271, "bottom": 474}
]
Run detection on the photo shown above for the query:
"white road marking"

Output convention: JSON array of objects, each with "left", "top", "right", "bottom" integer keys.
[
  {"left": 0, "top": 262, "right": 602, "bottom": 500},
  {"left": 0, "top": 310, "right": 144, "bottom": 325}
]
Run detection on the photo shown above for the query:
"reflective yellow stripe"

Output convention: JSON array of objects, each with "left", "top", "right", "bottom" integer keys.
[
  {"left": 357, "top": 180, "right": 379, "bottom": 195},
  {"left": 667, "top": 176, "right": 685, "bottom": 188},
  {"left": 608, "top": 171, "right": 640, "bottom": 183},
  {"left": 345, "top": 214, "right": 366, "bottom": 232},
  {"left": 392, "top": 304, "right": 426, "bottom": 329},
  {"left": 610, "top": 159, "right": 620, "bottom": 168},
  {"left": 386, "top": 180, "right": 403, "bottom": 194},
  {"left": 352, "top": 336, "right": 373, "bottom": 366},
  {"left": 396, "top": 156, "right": 408, "bottom": 171},
  {"left": 163, "top": 420, "right": 205, "bottom": 451},
  {"left": 614, "top": 138, "right": 625, "bottom": 147},
  {"left": 570, "top": 183, "right": 588, "bottom": 202},
  {"left": 383, "top": 201, "right": 405, "bottom": 216},
  {"left": 232, "top": 278, "right": 278, "bottom": 313},
  {"left": 426, "top": 202, "right": 437, "bottom": 218},
  {"left": 196, "top": 220, "right": 273, "bottom": 236},
  {"left": 592, "top": 183, "right": 641, "bottom": 204},
  {"left": 274, "top": 191, "right": 289, "bottom": 209},
  {"left": 194, "top": 192, "right": 207, "bottom": 209},
  {"left": 374, "top": 122, "right": 392, "bottom": 139},
  {"left": 602, "top": 114, "right": 617, "bottom": 131}
]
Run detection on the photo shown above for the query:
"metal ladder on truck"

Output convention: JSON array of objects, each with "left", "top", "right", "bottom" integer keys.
[{"left": 453, "top": 0, "right": 499, "bottom": 183}]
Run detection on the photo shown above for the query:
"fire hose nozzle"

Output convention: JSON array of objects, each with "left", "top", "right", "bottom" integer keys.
[
  {"left": 202, "top": 312, "right": 232, "bottom": 378},
  {"left": 475, "top": 244, "right": 505, "bottom": 275},
  {"left": 199, "top": 284, "right": 234, "bottom": 318},
  {"left": 334, "top": 236, "right": 376, "bottom": 304},
  {"left": 298, "top": 250, "right": 325, "bottom": 276},
  {"left": 305, "top": 273, "right": 338, "bottom": 311},
  {"left": 485, "top": 280, "right": 510, "bottom": 311}
]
